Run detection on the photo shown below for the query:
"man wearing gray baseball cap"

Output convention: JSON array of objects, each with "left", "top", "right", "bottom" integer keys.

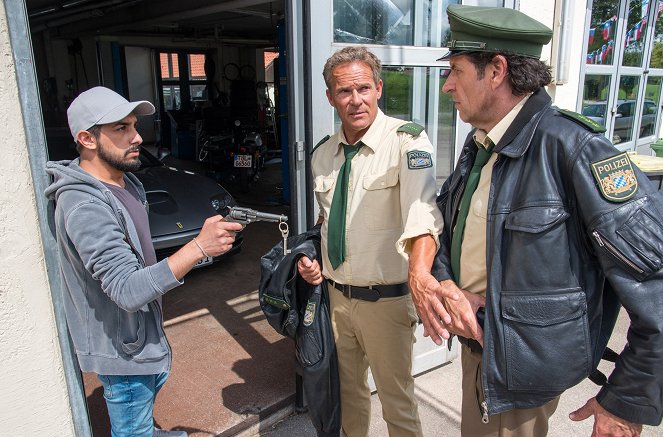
[{"left": 46, "top": 86, "right": 243, "bottom": 437}]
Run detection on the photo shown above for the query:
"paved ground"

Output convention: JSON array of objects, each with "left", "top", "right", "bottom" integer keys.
[{"left": 248, "top": 308, "right": 663, "bottom": 437}]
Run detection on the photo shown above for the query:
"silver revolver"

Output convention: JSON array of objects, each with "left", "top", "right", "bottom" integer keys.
[
  {"left": 224, "top": 206, "right": 288, "bottom": 224},
  {"left": 224, "top": 206, "right": 291, "bottom": 253}
]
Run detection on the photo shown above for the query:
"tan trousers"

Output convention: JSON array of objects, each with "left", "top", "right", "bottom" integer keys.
[
  {"left": 461, "top": 345, "right": 560, "bottom": 437},
  {"left": 329, "top": 285, "right": 423, "bottom": 437}
]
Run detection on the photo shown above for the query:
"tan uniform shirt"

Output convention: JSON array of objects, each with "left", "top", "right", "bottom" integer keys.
[
  {"left": 312, "top": 109, "right": 444, "bottom": 286},
  {"left": 458, "top": 95, "right": 531, "bottom": 295}
]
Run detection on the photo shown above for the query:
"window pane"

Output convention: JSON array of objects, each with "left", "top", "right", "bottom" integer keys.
[
  {"left": 190, "top": 84, "right": 207, "bottom": 101},
  {"left": 379, "top": 66, "right": 455, "bottom": 187},
  {"left": 614, "top": 75, "right": 641, "bottom": 144},
  {"left": 159, "top": 53, "right": 169, "bottom": 78},
  {"left": 429, "top": 0, "right": 461, "bottom": 48},
  {"left": 650, "top": 3, "right": 663, "bottom": 68},
  {"left": 159, "top": 53, "right": 179, "bottom": 79},
  {"left": 381, "top": 66, "right": 413, "bottom": 120},
  {"left": 622, "top": 0, "right": 651, "bottom": 67},
  {"left": 162, "top": 85, "right": 181, "bottom": 110},
  {"left": 334, "top": 0, "right": 415, "bottom": 45},
  {"left": 437, "top": 72, "right": 455, "bottom": 186},
  {"left": 639, "top": 76, "right": 661, "bottom": 138},
  {"left": 188, "top": 54, "right": 206, "bottom": 80},
  {"left": 333, "top": 0, "right": 503, "bottom": 47},
  {"left": 586, "top": 0, "right": 619, "bottom": 65},
  {"left": 581, "top": 74, "right": 611, "bottom": 130}
]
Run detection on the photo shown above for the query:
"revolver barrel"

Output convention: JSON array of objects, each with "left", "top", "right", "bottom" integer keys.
[{"left": 226, "top": 206, "right": 288, "bottom": 224}]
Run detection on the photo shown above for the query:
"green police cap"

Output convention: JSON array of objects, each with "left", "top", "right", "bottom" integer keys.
[{"left": 440, "top": 4, "right": 553, "bottom": 60}]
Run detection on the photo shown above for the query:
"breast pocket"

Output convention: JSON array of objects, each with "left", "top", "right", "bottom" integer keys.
[
  {"left": 313, "top": 176, "right": 336, "bottom": 219},
  {"left": 503, "top": 205, "right": 571, "bottom": 290},
  {"left": 362, "top": 168, "right": 400, "bottom": 230}
]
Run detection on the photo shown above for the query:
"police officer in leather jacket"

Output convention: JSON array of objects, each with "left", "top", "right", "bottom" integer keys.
[{"left": 409, "top": 5, "right": 663, "bottom": 437}]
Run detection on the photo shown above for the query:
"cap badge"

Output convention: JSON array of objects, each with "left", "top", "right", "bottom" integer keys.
[{"left": 448, "top": 40, "right": 487, "bottom": 50}]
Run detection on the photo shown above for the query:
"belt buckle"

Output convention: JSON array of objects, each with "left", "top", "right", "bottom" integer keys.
[{"left": 364, "top": 285, "right": 380, "bottom": 302}]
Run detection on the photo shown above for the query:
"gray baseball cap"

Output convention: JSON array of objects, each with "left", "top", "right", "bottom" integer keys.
[{"left": 66, "top": 86, "right": 155, "bottom": 139}]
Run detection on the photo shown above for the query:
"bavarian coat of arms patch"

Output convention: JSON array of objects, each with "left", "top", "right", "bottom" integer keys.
[
  {"left": 590, "top": 152, "right": 638, "bottom": 202},
  {"left": 407, "top": 151, "right": 432, "bottom": 169},
  {"left": 303, "top": 301, "right": 316, "bottom": 326}
]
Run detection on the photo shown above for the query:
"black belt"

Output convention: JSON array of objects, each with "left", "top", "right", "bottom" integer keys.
[
  {"left": 326, "top": 279, "right": 409, "bottom": 302},
  {"left": 457, "top": 336, "right": 483, "bottom": 354}
]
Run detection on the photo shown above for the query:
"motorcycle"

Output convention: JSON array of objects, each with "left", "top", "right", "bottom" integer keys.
[
  {"left": 230, "top": 119, "right": 266, "bottom": 193},
  {"left": 198, "top": 130, "right": 235, "bottom": 182}
]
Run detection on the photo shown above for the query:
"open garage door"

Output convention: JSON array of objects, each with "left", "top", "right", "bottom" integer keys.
[{"left": 11, "top": 0, "right": 315, "bottom": 435}]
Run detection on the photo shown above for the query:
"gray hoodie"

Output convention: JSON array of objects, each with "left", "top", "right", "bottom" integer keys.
[{"left": 45, "top": 159, "right": 182, "bottom": 375}]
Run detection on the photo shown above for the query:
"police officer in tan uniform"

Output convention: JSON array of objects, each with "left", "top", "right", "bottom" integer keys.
[{"left": 297, "top": 46, "right": 446, "bottom": 436}]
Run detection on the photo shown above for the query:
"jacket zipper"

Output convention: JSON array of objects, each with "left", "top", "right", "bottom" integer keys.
[
  {"left": 450, "top": 183, "right": 464, "bottom": 227},
  {"left": 476, "top": 152, "right": 499, "bottom": 425},
  {"left": 592, "top": 230, "right": 645, "bottom": 275},
  {"left": 481, "top": 401, "right": 489, "bottom": 423},
  {"left": 450, "top": 151, "right": 472, "bottom": 226}
]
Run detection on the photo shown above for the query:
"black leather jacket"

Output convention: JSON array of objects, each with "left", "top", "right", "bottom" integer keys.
[
  {"left": 259, "top": 226, "right": 340, "bottom": 436},
  {"left": 433, "top": 88, "right": 663, "bottom": 425}
]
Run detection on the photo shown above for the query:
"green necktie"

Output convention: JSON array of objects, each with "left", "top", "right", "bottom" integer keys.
[
  {"left": 328, "top": 143, "right": 362, "bottom": 269},
  {"left": 450, "top": 144, "right": 494, "bottom": 281}
]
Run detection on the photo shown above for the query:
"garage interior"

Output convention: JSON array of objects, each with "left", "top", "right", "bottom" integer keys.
[{"left": 26, "top": 0, "right": 298, "bottom": 435}]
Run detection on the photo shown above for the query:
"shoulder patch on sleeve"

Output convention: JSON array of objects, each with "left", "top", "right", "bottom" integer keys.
[
  {"left": 557, "top": 109, "right": 607, "bottom": 133},
  {"left": 311, "top": 135, "right": 330, "bottom": 154},
  {"left": 397, "top": 122, "right": 425, "bottom": 137},
  {"left": 407, "top": 151, "right": 433, "bottom": 170},
  {"left": 590, "top": 152, "right": 638, "bottom": 202}
]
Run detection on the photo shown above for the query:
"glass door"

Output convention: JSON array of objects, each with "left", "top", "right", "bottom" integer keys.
[
  {"left": 307, "top": 0, "right": 512, "bottom": 376},
  {"left": 314, "top": 0, "right": 509, "bottom": 191},
  {"left": 580, "top": 0, "right": 663, "bottom": 153}
]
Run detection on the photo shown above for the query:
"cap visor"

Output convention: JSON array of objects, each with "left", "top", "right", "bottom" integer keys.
[
  {"left": 437, "top": 50, "right": 468, "bottom": 61},
  {"left": 96, "top": 101, "right": 155, "bottom": 125}
]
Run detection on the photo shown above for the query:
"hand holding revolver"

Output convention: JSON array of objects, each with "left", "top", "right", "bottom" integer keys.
[
  {"left": 222, "top": 206, "right": 288, "bottom": 225},
  {"left": 223, "top": 206, "right": 291, "bottom": 253}
]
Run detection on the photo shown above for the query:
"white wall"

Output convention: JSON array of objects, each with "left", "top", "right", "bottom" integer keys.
[{"left": 0, "top": 2, "right": 74, "bottom": 435}]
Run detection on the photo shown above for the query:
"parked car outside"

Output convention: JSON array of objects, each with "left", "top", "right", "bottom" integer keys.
[
  {"left": 582, "top": 99, "right": 658, "bottom": 143},
  {"left": 136, "top": 148, "right": 242, "bottom": 267}
]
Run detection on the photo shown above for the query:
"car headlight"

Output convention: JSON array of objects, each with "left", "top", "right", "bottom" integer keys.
[{"left": 210, "top": 191, "right": 236, "bottom": 215}]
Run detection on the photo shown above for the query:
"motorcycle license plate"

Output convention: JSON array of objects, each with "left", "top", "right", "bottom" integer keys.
[
  {"left": 234, "top": 154, "right": 252, "bottom": 168},
  {"left": 194, "top": 256, "right": 213, "bottom": 269}
]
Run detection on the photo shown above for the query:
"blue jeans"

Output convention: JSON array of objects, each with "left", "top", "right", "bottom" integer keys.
[{"left": 98, "top": 372, "right": 169, "bottom": 437}]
